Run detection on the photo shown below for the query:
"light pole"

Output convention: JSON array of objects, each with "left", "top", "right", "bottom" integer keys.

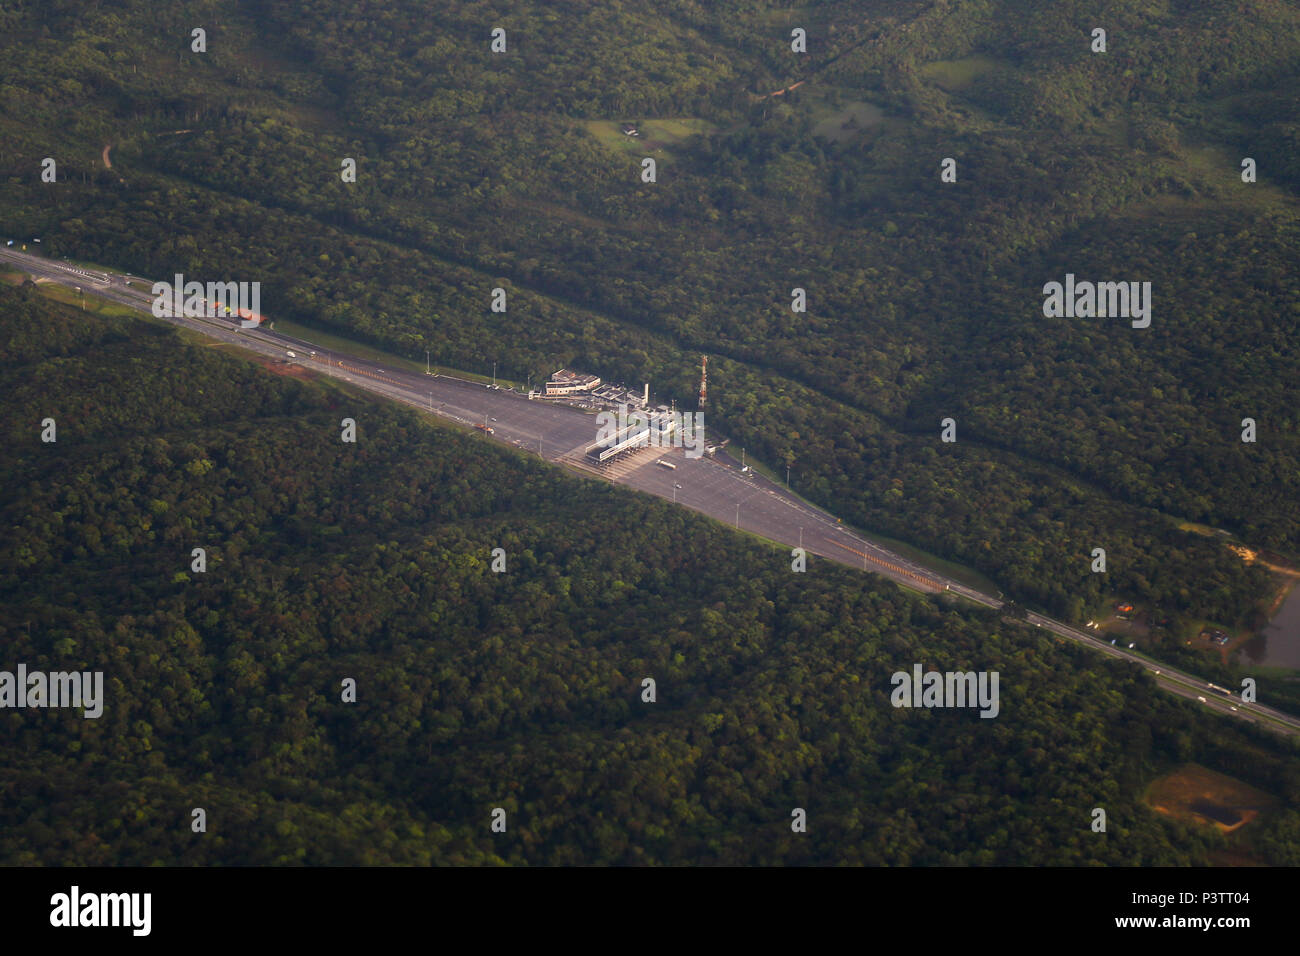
[
  {"left": 735, "top": 502, "right": 739, "bottom": 529},
  {"left": 426, "top": 350, "right": 430, "bottom": 375},
  {"left": 786, "top": 463, "right": 790, "bottom": 487},
  {"left": 492, "top": 362, "right": 497, "bottom": 388}
]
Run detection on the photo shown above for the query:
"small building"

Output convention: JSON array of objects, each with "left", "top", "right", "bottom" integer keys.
[
  {"left": 545, "top": 369, "right": 602, "bottom": 396},
  {"left": 621, "top": 123, "right": 639, "bottom": 137}
]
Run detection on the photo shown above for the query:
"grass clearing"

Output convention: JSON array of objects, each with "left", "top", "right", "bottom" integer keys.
[
  {"left": 811, "top": 100, "right": 884, "bottom": 143},
  {"left": 920, "top": 56, "right": 1006, "bottom": 92},
  {"left": 580, "top": 117, "right": 715, "bottom": 155},
  {"left": 1177, "top": 519, "right": 1235, "bottom": 538},
  {"left": 33, "top": 281, "right": 138, "bottom": 320}
]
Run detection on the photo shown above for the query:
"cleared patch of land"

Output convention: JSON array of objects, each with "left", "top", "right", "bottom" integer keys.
[
  {"left": 580, "top": 117, "right": 715, "bottom": 155},
  {"left": 28, "top": 280, "right": 138, "bottom": 320},
  {"left": 1146, "top": 763, "right": 1276, "bottom": 834},
  {"left": 919, "top": 55, "right": 1006, "bottom": 92},
  {"left": 811, "top": 100, "right": 884, "bottom": 142},
  {"left": 255, "top": 355, "right": 315, "bottom": 379}
]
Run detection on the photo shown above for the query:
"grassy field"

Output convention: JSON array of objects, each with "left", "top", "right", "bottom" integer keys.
[
  {"left": 919, "top": 55, "right": 1007, "bottom": 92},
  {"left": 29, "top": 280, "right": 139, "bottom": 320},
  {"left": 1177, "top": 519, "right": 1236, "bottom": 539},
  {"left": 811, "top": 100, "right": 884, "bottom": 143},
  {"left": 580, "top": 117, "right": 715, "bottom": 155}
]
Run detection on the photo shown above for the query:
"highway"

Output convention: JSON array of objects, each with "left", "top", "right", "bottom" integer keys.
[{"left": 6, "top": 245, "right": 1299, "bottom": 738}]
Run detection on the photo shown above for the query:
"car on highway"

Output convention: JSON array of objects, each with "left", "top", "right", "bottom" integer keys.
[{"left": 1197, "top": 696, "right": 1207, "bottom": 703}]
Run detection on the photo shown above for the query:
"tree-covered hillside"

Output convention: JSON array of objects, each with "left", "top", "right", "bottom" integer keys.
[{"left": 2, "top": 0, "right": 1295, "bottom": 647}]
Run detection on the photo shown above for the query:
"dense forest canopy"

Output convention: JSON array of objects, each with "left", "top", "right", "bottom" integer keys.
[
  {"left": 2, "top": 284, "right": 1299, "bottom": 865},
  {"left": 0, "top": 0, "right": 1298, "bottom": 862},
  {"left": 2, "top": 0, "right": 1295, "bottom": 643}
]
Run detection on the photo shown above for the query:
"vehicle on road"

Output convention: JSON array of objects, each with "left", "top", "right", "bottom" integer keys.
[
  {"left": 1197, "top": 696, "right": 1207, "bottom": 703},
  {"left": 657, "top": 459, "right": 677, "bottom": 470},
  {"left": 475, "top": 423, "right": 495, "bottom": 435},
  {"left": 286, "top": 351, "right": 296, "bottom": 358}
]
